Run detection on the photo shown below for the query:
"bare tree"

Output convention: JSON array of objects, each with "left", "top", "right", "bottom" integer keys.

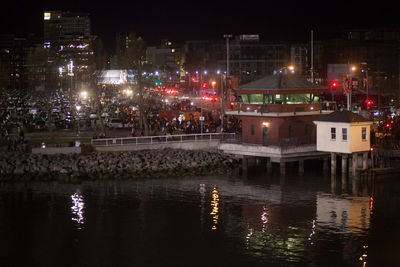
[{"left": 121, "top": 33, "right": 150, "bottom": 134}]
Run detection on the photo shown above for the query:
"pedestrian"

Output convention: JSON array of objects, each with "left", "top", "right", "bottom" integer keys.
[{"left": 18, "top": 127, "right": 24, "bottom": 144}]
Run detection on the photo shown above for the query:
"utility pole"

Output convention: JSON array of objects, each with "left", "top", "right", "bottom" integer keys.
[
  {"left": 223, "top": 34, "right": 232, "bottom": 132},
  {"left": 223, "top": 34, "right": 232, "bottom": 77},
  {"left": 310, "top": 30, "right": 314, "bottom": 84}
]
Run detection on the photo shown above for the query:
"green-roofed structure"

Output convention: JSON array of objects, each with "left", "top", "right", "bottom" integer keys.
[{"left": 220, "top": 72, "right": 334, "bottom": 175}]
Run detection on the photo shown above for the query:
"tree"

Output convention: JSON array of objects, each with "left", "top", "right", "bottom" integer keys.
[{"left": 121, "top": 33, "right": 150, "bottom": 134}]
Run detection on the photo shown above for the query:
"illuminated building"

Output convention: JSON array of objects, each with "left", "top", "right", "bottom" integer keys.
[
  {"left": 43, "top": 11, "right": 94, "bottom": 91},
  {"left": 0, "top": 34, "right": 44, "bottom": 91},
  {"left": 221, "top": 71, "right": 334, "bottom": 174}
]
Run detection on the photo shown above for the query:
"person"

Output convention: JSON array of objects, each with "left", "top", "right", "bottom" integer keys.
[{"left": 18, "top": 127, "right": 24, "bottom": 144}]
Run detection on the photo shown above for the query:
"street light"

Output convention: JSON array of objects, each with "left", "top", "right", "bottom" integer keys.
[
  {"left": 216, "top": 70, "right": 225, "bottom": 131},
  {"left": 345, "top": 64, "right": 356, "bottom": 111},
  {"left": 76, "top": 105, "right": 81, "bottom": 137},
  {"left": 360, "top": 62, "right": 369, "bottom": 108}
]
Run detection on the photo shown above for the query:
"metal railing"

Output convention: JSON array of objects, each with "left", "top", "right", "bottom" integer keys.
[{"left": 91, "top": 133, "right": 237, "bottom": 147}]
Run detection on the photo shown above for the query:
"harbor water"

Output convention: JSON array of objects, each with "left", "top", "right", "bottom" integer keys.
[{"left": 0, "top": 164, "right": 399, "bottom": 266}]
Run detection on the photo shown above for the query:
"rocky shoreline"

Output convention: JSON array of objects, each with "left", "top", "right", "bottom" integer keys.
[{"left": 0, "top": 148, "right": 239, "bottom": 181}]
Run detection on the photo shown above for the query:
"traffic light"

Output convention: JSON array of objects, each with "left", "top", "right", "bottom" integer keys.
[
  {"left": 330, "top": 81, "right": 338, "bottom": 90},
  {"left": 366, "top": 100, "right": 373, "bottom": 106}
]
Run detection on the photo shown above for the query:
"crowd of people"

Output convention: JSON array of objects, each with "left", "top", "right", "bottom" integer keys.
[{"left": 1, "top": 87, "right": 242, "bottom": 145}]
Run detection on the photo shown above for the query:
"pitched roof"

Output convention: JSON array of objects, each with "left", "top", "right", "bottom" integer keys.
[
  {"left": 314, "top": 110, "right": 372, "bottom": 123},
  {"left": 235, "top": 73, "right": 327, "bottom": 91}
]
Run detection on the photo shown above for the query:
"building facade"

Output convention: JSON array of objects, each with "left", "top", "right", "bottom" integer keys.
[{"left": 43, "top": 11, "right": 94, "bottom": 92}]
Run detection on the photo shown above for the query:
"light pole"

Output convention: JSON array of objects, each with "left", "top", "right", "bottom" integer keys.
[
  {"left": 346, "top": 65, "right": 356, "bottom": 111},
  {"left": 217, "top": 70, "right": 224, "bottom": 132},
  {"left": 361, "top": 62, "right": 369, "bottom": 107},
  {"left": 76, "top": 105, "right": 81, "bottom": 137},
  {"left": 223, "top": 34, "right": 232, "bottom": 77},
  {"left": 200, "top": 94, "right": 203, "bottom": 134}
]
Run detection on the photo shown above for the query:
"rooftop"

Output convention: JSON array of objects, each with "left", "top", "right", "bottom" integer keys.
[
  {"left": 235, "top": 73, "right": 327, "bottom": 92},
  {"left": 314, "top": 110, "right": 372, "bottom": 123}
]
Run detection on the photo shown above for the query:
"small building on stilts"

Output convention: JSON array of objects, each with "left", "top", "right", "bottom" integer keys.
[
  {"left": 220, "top": 70, "right": 335, "bottom": 174},
  {"left": 313, "top": 110, "right": 373, "bottom": 176}
]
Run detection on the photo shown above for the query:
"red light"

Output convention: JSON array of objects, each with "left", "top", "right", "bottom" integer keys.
[
  {"left": 386, "top": 123, "right": 390, "bottom": 127},
  {"left": 330, "top": 81, "right": 338, "bottom": 89},
  {"left": 202, "top": 83, "right": 207, "bottom": 88},
  {"left": 391, "top": 120, "right": 394, "bottom": 124},
  {"left": 191, "top": 77, "right": 196, "bottom": 82},
  {"left": 367, "top": 100, "right": 373, "bottom": 106}
]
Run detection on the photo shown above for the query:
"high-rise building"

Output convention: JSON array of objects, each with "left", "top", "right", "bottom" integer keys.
[
  {"left": 0, "top": 34, "right": 44, "bottom": 91},
  {"left": 43, "top": 11, "right": 93, "bottom": 91}
]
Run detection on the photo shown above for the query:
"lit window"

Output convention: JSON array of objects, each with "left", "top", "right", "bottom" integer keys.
[
  {"left": 362, "top": 127, "right": 367, "bottom": 141},
  {"left": 342, "top": 128, "right": 347, "bottom": 141},
  {"left": 44, "top": 12, "right": 51, "bottom": 20},
  {"left": 331, "top": 127, "right": 336, "bottom": 140}
]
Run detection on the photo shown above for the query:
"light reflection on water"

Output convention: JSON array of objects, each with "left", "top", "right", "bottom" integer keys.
[
  {"left": 71, "top": 192, "right": 85, "bottom": 228},
  {"left": 0, "top": 169, "right": 399, "bottom": 266}
]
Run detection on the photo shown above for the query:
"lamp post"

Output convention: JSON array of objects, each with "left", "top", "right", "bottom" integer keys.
[
  {"left": 217, "top": 70, "right": 225, "bottom": 131},
  {"left": 361, "top": 62, "right": 369, "bottom": 108},
  {"left": 200, "top": 94, "right": 203, "bottom": 135},
  {"left": 76, "top": 105, "right": 81, "bottom": 137},
  {"left": 346, "top": 65, "right": 356, "bottom": 111},
  {"left": 223, "top": 34, "right": 232, "bottom": 77}
]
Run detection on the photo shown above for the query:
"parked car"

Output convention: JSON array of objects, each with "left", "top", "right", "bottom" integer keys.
[
  {"left": 89, "top": 113, "right": 98, "bottom": 119},
  {"left": 107, "top": 118, "right": 124, "bottom": 128}
]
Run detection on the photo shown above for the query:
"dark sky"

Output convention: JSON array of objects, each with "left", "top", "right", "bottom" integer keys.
[{"left": 2, "top": 0, "right": 400, "bottom": 52}]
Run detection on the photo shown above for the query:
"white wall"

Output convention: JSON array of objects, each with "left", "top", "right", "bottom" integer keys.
[
  {"left": 349, "top": 123, "right": 371, "bottom": 152},
  {"left": 315, "top": 122, "right": 351, "bottom": 153},
  {"left": 315, "top": 121, "right": 371, "bottom": 153}
]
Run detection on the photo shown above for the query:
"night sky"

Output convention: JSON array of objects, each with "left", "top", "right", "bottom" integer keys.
[{"left": 2, "top": 0, "right": 400, "bottom": 52}]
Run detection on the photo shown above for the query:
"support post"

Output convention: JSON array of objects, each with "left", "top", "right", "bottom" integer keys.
[
  {"left": 241, "top": 157, "right": 248, "bottom": 172},
  {"left": 342, "top": 154, "right": 348, "bottom": 174},
  {"left": 371, "top": 150, "right": 375, "bottom": 169},
  {"left": 363, "top": 151, "right": 368, "bottom": 170},
  {"left": 352, "top": 153, "right": 358, "bottom": 177},
  {"left": 331, "top": 152, "right": 337, "bottom": 176},
  {"left": 280, "top": 161, "right": 286, "bottom": 176},
  {"left": 266, "top": 158, "right": 272, "bottom": 173},
  {"left": 298, "top": 160, "right": 304, "bottom": 175}
]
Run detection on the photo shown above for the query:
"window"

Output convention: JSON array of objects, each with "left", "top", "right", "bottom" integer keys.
[
  {"left": 331, "top": 127, "right": 336, "bottom": 140},
  {"left": 362, "top": 127, "right": 367, "bottom": 141},
  {"left": 251, "top": 124, "right": 255, "bottom": 135},
  {"left": 342, "top": 128, "right": 347, "bottom": 141}
]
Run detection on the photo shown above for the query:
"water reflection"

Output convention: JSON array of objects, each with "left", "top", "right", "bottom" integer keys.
[
  {"left": 261, "top": 206, "right": 267, "bottom": 233},
  {"left": 1, "top": 171, "right": 399, "bottom": 266},
  {"left": 210, "top": 185, "right": 219, "bottom": 230},
  {"left": 316, "top": 194, "right": 370, "bottom": 234},
  {"left": 71, "top": 193, "right": 85, "bottom": 228},
  {"left": 359, "top": 244, "right": 368, "bottom": 267}
]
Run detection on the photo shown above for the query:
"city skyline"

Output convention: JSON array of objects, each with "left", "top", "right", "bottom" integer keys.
[{"left": 3, "top": 0, "right": 400, "bottom": 52}]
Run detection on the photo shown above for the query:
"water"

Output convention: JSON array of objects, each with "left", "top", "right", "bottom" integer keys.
[{"left": 0, "top": 165, "right": 399, "bottom": 267}]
